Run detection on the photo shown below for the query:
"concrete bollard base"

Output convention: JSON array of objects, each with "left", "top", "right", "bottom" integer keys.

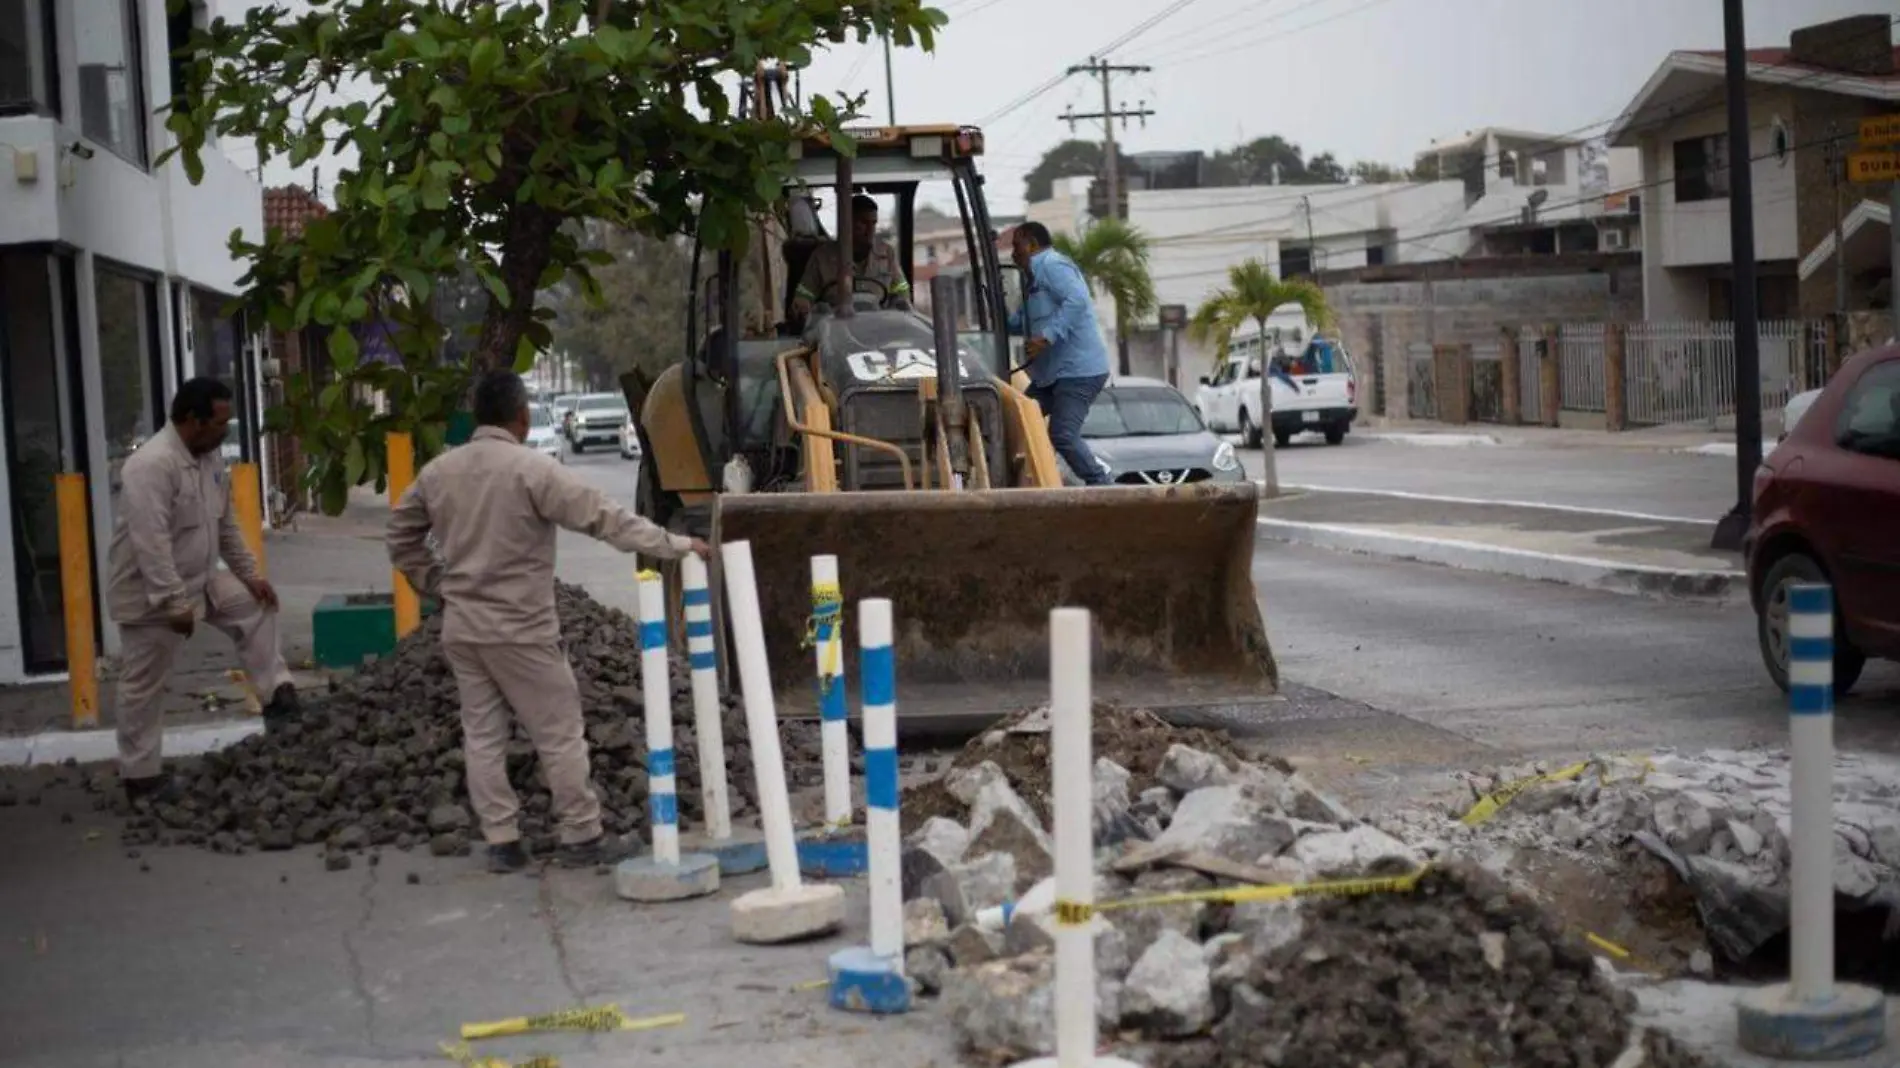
[
  {"left": 827, "top": 945, "right": 911, "bottom": 1014},
  {"left": 796, "top": 826, "right": 868, "bottom": 879},
  {"left": 1736, "top": 982, "right": 1887, "bottom": 1060},
  {"left": 731, "top": 882, "right": 846, "bottom": 944},
  {"left": 614, "top": 853, "right": 721, "bottom": 903},
  {"left": 689, "top": 831, "right": 770, "bottom": 876}
]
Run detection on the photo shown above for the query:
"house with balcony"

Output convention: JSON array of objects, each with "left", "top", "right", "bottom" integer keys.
[
  {"left": 1609, "top": 13, "right": 1899, "bottom": 322},
  {"left": 0, "top": 0, "right": 263, "bottom": 683}
]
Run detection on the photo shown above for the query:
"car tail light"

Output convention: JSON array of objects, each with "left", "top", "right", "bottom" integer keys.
[{"left": 1347, "top": 379, "right": 1357, "bottom": 405}]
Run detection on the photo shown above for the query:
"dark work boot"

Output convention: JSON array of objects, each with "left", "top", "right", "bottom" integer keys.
[
  {"left": 262, "top": 682, "right": 301, "bottom": 733},
  {"left": 486, "top": 840, "right": 531, "bottom": 874},
  {"left": 557, "top": 833, "right": 638, "bottom": 870}
]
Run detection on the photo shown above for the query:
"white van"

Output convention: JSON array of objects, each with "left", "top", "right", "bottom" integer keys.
[{"left": 1196, "top": 323, "right": 1359, "bottom": 448}]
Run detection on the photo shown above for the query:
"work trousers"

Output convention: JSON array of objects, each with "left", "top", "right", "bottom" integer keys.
[
  {"left": 1029, "top": 373, "right": 1112, "bottom": 485},
  {"left": 115, "top": 570, "right": 289, "bottom": 779},
  {"left": 443, "top": 641, "right": 602, "bottom": 847}
]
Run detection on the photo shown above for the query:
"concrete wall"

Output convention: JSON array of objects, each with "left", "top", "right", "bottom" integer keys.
[
  {"left": 1317, "top": 256, "right": 1644, "bottom": 418},
  {"left": 1790, "top": 86, "right": 1898, "bottom": 317}
]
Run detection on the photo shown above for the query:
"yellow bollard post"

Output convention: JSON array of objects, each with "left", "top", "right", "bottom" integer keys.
[
  {"left": 55, "top": 474, "right": 98, "bottom": 729},
  {"left": 231, "top": 461, "right": 267, "bottom": 579},
  {"left": 387, "top": 432, "right": 421, "bottom": 638}
]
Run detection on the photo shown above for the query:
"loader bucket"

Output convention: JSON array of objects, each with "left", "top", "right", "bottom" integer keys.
[{"left": 714, "top": 482, "right": 1275, "bottom": 731}]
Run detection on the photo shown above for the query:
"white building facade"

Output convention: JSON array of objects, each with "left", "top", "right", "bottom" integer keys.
[{"left": 0, "top": 0, "right": 263, "bottom": 682}]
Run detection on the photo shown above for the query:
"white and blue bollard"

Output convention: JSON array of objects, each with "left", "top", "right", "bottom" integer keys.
[
  {"left": 1736, "top": 583, "right": 1886, "bottom": 1059},
  {"left": 827, "top": 598, "right": 910, "bottom": 1014},
  {"left": 680, "top": 555, "right": 767, "bottom": 876},
  {"left": 722, "top": 540, "right": 845, "bottom": 944},
  {"left": 797, "top": 555, "right": 869, "bottom": 879},
  {"left": 615, "top": 571, "right": 720, "bottom": 903},
  {"left": 1011, "top": 609, "right": 1143, "bottom": 1068}
]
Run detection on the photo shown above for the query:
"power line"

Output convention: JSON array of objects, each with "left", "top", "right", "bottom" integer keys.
[
  {"left": 1097, "top": 0, "right": 1215, "bottom": 57},
  {"left": 978, "top": 0, "right": 1214, "bottom": 124},
  {"left": 1145, "top": 0, "right": 1400, "bottom": 67},
  {"left": 1060, "top": 59, "right": 1155, "bottom": 221}
]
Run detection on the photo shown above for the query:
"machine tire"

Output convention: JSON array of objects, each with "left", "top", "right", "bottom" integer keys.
[
  {"left": 1238, "top": 409, "right": 1262, "bottom": 449},
  {"left": 1324, "top": 424, "right": 1346, "bottom": 446},
  {"left": 1756, "top": 552, "right": 1866, "bottom": 697}
]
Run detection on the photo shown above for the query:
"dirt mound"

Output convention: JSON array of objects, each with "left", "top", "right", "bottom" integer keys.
[
  {"left": 117, "top": 583, "right": 821, "bottom": 860},
  {"left": 1176, "top": 866, "right": 1716, "bottom": 1068},
  {"left": 906, "top": 703, "right": 1285, "bottom": 826}
]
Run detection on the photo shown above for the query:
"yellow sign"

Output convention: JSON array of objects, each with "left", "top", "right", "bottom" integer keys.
[
  {"left": 1847, "top": 151, "right": 1900, "bottom": 184},
  {"left": 1859, "top": 114, "right": 1900, "bottom": 149}
]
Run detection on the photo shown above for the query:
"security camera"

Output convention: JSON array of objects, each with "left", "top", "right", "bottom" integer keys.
[{"left": 67, "top": 141, "right": 94, "bottom": 160}]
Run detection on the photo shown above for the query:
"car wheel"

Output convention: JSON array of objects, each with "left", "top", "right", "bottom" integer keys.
[
  {"left": 1324, "top": 424, "right": 1346, "bottom": 446},
  {"left": 572, "top": 441, "right": 584, "bottom": 454},
  {"left": 1756, "top": 553, "right": 1867, "bottom": 697},
  {"left": 1272, "top": 427, "right": 1292, "bottom": 449},
  {"left": 1238, "top": 409, "right": 1262, "bottom": 449}
]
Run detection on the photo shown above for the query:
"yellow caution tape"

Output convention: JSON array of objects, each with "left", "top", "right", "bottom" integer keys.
[
  {"left": 791, "top": 978, "right": 830, "bottom": 992},
  {"left": 1586, "top": 932, "right": 1632, "bottom": 959},
  {"left": 439, "top": 1041, "right": 556, "bottom": 1068},
  {"left": 635, "top": 569, "right": 662, "bottom": 582},
  {"left": 1460, "top": 762, "right": 1591, "bottom": 826},
  {"left": 458, "top": 1004, "right": 685, "bottom": 1041},
  {"left": 1067, "top": 867, "right": 1430, "bottom": 920},
  {"left": 802, "top": 582, "right": 845, "bottom": 693}
]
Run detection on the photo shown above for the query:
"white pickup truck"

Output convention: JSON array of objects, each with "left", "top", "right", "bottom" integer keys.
[{"left": 1197, "top": 333, "right": 1359, "bottom": 448}]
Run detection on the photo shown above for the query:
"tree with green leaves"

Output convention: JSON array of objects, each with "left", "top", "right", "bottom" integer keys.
[
  {"left": 1024, "top": 139, "right": 1105, "bottom": 203},
  {"left": 1052, "top": 218, "right": 1155, "bottom": 377},
  {"left": 162, "top": 0, "right": 941, "bottom": 514},
  {"left": 1187, "top": 259, "right": 1332, "bottom": 494}
]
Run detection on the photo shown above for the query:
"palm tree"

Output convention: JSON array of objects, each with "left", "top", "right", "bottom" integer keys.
[
  {"left": 1188, "top": 259, "right": 1333, "bottom": 495},
  {"left": 1053, "top": 218, "right": 1157, "bottom": 377}
]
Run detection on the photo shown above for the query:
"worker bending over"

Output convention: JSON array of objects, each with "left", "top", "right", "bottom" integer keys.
[{"left": 388, "top": 371, "right": 710, "bottom": 873}]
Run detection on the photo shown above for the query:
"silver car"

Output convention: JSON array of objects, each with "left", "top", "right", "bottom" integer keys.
[{"left": 1069, "top": 376, "right": 1245, "bottom": 486}]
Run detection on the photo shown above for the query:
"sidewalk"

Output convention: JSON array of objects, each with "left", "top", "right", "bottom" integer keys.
[
  {"left": 1258, "top": 487, "right": 1746, "bottom": 603},
  {"left": 1353, "top": 416, "right": 1779, "bottom": 455}
]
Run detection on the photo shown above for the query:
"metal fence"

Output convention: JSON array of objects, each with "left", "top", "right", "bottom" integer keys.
[
  {"left": 1558, "top": 324, "right": 1607, "bottom": 413},
  {"left": 1406, "top": 342, "right": 1437, "bottom": 421},
  {"left": 1623, "top": 320, "right": 1829, "bottom": 428},
  {"left": 1468, "top": 341, "right": 1505, "bottom": 424}
]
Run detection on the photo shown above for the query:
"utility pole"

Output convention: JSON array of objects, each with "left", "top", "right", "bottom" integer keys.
[
  {"left": 1712, "top": 0, "right": 1762, "bottom": 553},
  {"left": 1060, "top": 57, "right": 1153, "bottom": 222},
  {"left": 882, "top": 35, "right": 896, "bottom": 125}
]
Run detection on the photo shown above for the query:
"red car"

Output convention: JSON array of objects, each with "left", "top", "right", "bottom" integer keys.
[{"left": 1746, "top": 343, "right": 1900, "bottom": 696}]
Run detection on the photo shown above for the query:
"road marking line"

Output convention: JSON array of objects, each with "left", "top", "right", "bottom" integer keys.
[
  {"left": 1270, "top": 482, "right": 1717, "bottom": 526},
  {"left": 1256, "top": 518, "right": 1742, "bottom": 579}
]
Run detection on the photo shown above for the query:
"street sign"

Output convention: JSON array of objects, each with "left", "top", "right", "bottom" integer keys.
[
  {"left": 1158, "top": 304, "right": 1187, "bottom": 329},
  {"left": 1858, "top": 114, "right": 1900, "bottom": 149},
  {"left": 1847, "top": 151, "right": 1900, "bottom": 183}
]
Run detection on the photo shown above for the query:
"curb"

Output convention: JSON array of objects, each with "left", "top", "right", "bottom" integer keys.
[
  {"left": 1257, "top": 519, "right": 1747, "bottom": 605},
  {"left": 1361, "top": 432, "right": 1502, "bottom": 448},
  {"left": 0, "top": 717, "right": 261, "bottom": 769}
]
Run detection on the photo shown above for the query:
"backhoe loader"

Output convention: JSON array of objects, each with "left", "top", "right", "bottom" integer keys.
[{"left": 621, "top": 67, "right": 1275, "bottom": 728}]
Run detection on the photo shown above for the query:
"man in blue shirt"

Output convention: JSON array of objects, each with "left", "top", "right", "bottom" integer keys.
[{"left": 1007, "top": 222, "right": 1112, "bottom": 485}]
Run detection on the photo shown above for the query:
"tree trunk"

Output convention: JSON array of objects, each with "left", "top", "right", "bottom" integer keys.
[
  {"left": 472, "top": 202, "right": 559, "bottom": 381},
  {"left": 1257, "top": 315, "right": 1278, "bottom": 496},
  {"left": 1116, "top": 310, "right": 1132, "bottom": 376}
]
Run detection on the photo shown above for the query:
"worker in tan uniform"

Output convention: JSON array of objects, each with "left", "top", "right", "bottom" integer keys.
[
  {"left": 387, "top": 371, "right": 711, "bottom": 873},
  {"left": 108, "top": 377, "right": 300, "bottom": 804},
  {"left": 791, "top": 193, "right": 912, "bottom": 320}
]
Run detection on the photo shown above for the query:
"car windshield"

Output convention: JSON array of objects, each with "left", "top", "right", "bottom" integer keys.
[
  {"left": 578, "top": 394, "right": 625, "bottom": 413},
  {"left": 529, "top": 405, "right": 553, "bottom": 428},
  {"left": 1083, "top": 386, "right": 1205, "bottom": 438}
]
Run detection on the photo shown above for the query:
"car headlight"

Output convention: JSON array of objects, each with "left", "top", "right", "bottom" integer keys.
[{"left": 1212, "top": 441, "right": 1240, "bottom": 471}]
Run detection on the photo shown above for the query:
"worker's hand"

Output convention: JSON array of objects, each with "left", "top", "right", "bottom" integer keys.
[
  {"left": 241, "top": 576, "right": 280, "bottom": 611},
  {"left": 167, "top": 606, "right": 196, "bottom": 638},
  {"left": 686, "top": 537, "right": 714, "bottom": 561},
  {"left": 1024, "top": 336, "right": 1050, "bottom": 360}
]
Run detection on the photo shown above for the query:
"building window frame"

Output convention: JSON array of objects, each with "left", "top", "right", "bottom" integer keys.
[
  {"left": 1672, "top": 133, "right": 1730, "bottom": 204},
  {"left": 74, "top": 0, "right": 151, "bottom": 168},
  {"left": 0, "top": 0, "right": 62, "bottom": 118}
]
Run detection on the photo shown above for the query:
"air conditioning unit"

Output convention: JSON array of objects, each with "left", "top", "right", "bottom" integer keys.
[{"left": 1603, "top": 229, "right": 1627, "bottom": 250}]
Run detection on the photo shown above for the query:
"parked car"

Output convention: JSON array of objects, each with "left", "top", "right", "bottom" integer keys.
[
  {"left": 1072, "top": 376, "right": 1245, "bottom": 486},
  {"left": 1197, "top": 336, "right": 1357, "bottom": 448},
  {"left": 565, "top": 393, "right": 628, "bottom": 453},
  {"left": 618, "top": 411, "right": 643, "bottom": 460},
  {"left": 1745, "top": 344, "right": 1900, "bottom": 696},
  {"left": 525, "top": 402, "right": 563, "bottom": 463}
]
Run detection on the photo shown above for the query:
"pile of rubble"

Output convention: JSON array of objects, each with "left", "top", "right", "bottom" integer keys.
[
  {"left": 114, "top": 583, "right": 823, "bottom": 863},
  {"left": 1387, "top": 750, "right": 1900, "bottom": 964},
  {"left": 896, "top": 707, "right": 1711, "bottom": 1065}
]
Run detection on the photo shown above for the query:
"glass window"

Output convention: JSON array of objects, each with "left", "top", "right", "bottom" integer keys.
[
  {"left": 529, "top": 404, "right": 553, "bottom": 428},
  {"left": 95, "top": 266, "right": 161, "bottom": 507},
  {"left": 1836, "top": 362, "right": 1900, "bottom": 460},
  {"left": 2, "top": 251, "right": 85, "bottom": 671},
  {"left": 0, "top": 0, "right": 60, "bottom": 116},
  {"left": 1084, "top": 387, "right": 1205, "bottom": 439},
  {"left": 1673, "top": 134, "right": 1729, "bottom": 204},
  {"left": 75, "top": 0, "right": 148, "bottom": 165},
  {"left": 191, "top": 288, "right": 249, "bottom": 462}
]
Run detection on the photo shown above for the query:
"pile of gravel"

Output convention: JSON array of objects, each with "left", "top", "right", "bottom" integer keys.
[{"left": 119, "top": 582, "right": 822, "bottom": 861}]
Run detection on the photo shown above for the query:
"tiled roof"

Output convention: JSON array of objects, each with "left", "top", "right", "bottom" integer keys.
[
  {"left": 262, "top": 185, "right": 327, "bottom": 238},
  {"left": 1685, "top": 45, "right": 1900, "bottom": 81}
]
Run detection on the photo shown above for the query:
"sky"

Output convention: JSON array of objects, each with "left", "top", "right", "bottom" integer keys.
[{"left": 235, "top": 0, "right": 1896, "bottom": 215}]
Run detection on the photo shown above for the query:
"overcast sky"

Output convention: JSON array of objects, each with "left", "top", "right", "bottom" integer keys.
[{"left": 238, "top": 0, "right": 1895, "bottom": 214}]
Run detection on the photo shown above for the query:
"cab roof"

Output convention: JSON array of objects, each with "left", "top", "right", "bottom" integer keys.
[{"left": 786, "top": 124, "right": 985, "bottom": 186}]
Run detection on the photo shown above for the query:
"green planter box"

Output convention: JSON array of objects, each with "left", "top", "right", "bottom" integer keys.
[{"left": 312, "top": 592, "right": 439, "bottom": 669}]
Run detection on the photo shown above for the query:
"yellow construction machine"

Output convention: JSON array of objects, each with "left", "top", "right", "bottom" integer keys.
[{"left": 623, "top": 69, "right": 1275, "bottom": 727}]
